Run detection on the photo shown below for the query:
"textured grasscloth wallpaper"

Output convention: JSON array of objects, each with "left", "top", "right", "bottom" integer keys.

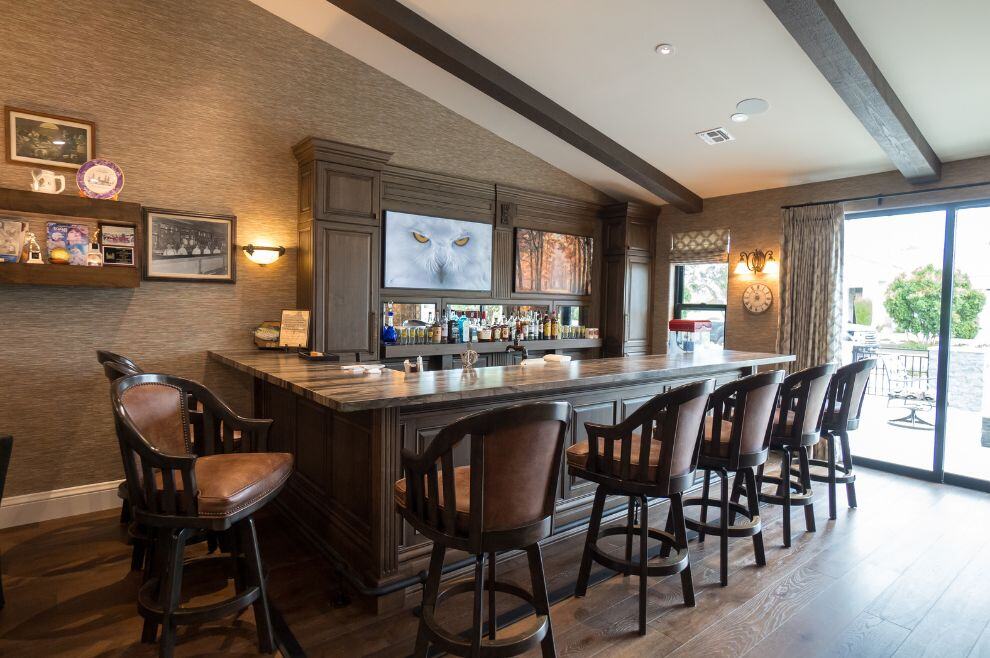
[{"left": 0, "top": 0, "right": 606, "bottom": 496}]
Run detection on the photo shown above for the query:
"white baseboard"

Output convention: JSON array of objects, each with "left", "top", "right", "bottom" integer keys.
[{"left": 0, "top": 480, "right": 124, "bottom": 529}]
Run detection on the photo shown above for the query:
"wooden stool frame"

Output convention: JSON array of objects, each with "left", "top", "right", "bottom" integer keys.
[
  {"left": 569, "top": 379, "right": 714, "bottom": 635},
  {"left": 397, "top": 401, "right": 571, "bottom": 658},
  {"left": 682, "top": 370, "right": 784, "bottom": 586}
]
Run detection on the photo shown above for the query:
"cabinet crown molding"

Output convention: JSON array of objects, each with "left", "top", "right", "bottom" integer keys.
[{"left": 293, "top": 136, "right": 394, "bottom": 169}]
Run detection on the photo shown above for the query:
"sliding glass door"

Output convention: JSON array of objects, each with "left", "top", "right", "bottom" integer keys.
[
  {"left": 943, "top": 204, "right": 990, "bottom": 486},
  {"left": 843, "top": 201, "right": 990, "bottom": 490},
  {"left": 842, "top": 209, "right": 946, "bottom": 472}
]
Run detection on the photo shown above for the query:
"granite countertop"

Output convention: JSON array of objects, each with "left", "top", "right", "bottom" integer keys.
[{"left": 209, "top": 349, "right": 794, "bottom": 412}]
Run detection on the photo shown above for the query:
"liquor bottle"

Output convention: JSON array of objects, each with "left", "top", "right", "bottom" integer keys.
[
  {"left": 440, "top": 311, "right": 449, "bottom": 343},
  {"left": 552, "top": 312, "right": 561, "bottom": 339},
  {"left": 432, "top": 313, "right": 442, "bottom": 343},
  {"left": 448, "top": 314, "right": 458, "bottom": 343},
  {"left": 381, "top": 302, "right": 398, "bottom": 345},
  {"left": 479, "top": 311, "right": 492, "bottom": 342},
  {"left": 459, "top": 313, "right": 470, "bottom": 343}
]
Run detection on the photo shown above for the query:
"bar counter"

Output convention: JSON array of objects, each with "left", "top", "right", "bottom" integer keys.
[{"left": 210, "top": 349, "right": 794, "bottom": 609}]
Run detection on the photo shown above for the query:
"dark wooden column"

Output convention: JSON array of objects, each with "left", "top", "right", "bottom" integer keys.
[
  {"left": 293, "top": 138, "right": 393, "bottom": 360},
  {"left": 602, "top": 202, "right": 659, "bottom": 357}
]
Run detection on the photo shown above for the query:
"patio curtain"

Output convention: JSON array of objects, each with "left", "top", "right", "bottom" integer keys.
[{"left": 777, "top": 203, "right": 843, "bottom": 372}]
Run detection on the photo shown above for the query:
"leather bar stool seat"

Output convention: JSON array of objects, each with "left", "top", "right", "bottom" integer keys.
[
  {"left": 566, "top": 433, "right": 662, "bottom": 479},
  {"left": 394, "top": 465, "right": 472, "bottom": 532},
  {"left": 150, "top": 452, "right": 292, "bottom": 517}
]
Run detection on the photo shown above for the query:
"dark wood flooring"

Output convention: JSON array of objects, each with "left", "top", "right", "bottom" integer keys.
[{"left": 1, "top": 466, "right": 988, "bottom": 657}]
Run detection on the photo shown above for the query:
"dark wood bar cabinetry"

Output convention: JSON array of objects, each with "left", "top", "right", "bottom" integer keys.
[
  {"left": 291, "top": 136, "right": 661, "bottom": 366},
  {"left": 211, "top": 349, "right": 793, "bottom": 611}
]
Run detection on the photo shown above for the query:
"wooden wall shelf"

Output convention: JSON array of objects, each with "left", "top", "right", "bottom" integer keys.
[
  {"left": 0, "top": 186, "right": 144, "bottom": 289},
  {"left": 0, "top": 263, "right": 140, "bottom": 288}
]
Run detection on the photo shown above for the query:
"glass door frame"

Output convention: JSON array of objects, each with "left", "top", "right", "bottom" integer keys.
[{"left": 845, "top": 197, "right": 990, "bottom": 493}]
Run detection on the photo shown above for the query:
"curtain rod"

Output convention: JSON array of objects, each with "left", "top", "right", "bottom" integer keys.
[{"left": 780, "top": 180, "right": 990, "bottom": 210}]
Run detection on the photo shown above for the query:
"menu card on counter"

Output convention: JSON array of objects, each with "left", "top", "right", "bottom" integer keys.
[{"left": 279, "top": 309, "right": 311, "bottom": 348}]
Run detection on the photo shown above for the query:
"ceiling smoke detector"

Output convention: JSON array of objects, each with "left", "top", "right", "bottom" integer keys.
[
  {"left": 696, "top": 127, "right": 735, "bottom": 145},
  {"left": 654, "top": 43, "right": 675, "bottom": 56}
]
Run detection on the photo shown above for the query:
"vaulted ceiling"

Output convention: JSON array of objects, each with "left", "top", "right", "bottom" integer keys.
[{"left": 252, "top": 0, "right": 990, "bottom": 205}]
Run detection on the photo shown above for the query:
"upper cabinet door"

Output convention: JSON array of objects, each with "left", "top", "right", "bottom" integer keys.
[
  {"left": 313, "top": 221, "right": 380, "bottom": 358},
  {"left": 315, "top": 162, "right": 381, "bottom": 226}
]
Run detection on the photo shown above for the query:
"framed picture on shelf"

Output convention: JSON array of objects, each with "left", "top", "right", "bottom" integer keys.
[
  {"left": 0, "top": 218, "right": 27, "bottom": 263},
  {"left": 103, "top": 245, "right": 135, "bottom": 267},
  {"left": 143, "top": 208, "right": 236, "bottom": 283},
  {"left": 515, "top": 227, "right": 593, "bottom": 295},
  {"left": 4, "top": 106, "right": 94, "bottom": 170},
  {"left": 99, "top": 222, "right": 136, "bottom": 247}
]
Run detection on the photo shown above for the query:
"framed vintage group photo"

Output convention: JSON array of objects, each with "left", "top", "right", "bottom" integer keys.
[
  {"left": 4, "top": 106, "right": 94, "bottom": 170},
  {"left": 143, "top": 208, "right": 236, "bottom": 283}
]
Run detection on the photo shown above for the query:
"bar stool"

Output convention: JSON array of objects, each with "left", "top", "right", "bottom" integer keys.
[
  {"left": 751, "top": 363, "right": 835, "bottom": 547},
  {"left": 683, "top": 370, "right": 784, "bottom": 586},
  {"left": 566, "top": 380, "right": 714, "bottom": 635},
  {"left": 98, "top": 351, "right": 148, "bottom": 570},
  {"left": 393, "top": 401, "right": 571, "bottom": 658},
  {"left": 809, "top": 359, "right": 876, "bottom": 519},
  {"left": 97, "top": 351, "right": 143, "bottom": 523},
  {"left": 111, "top": 373, "right": 292, "bottom": 657}
]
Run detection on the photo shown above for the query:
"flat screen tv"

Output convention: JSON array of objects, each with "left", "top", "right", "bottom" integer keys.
[{"left": 383, "top": 211, "right": 492, "bottom": 291}]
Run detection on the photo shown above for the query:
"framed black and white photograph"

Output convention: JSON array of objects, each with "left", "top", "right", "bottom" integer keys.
[
  {"left": 103, "top": 245, "right": 135, "bottom": 267},
  {"left": 5, "top": 106, "right": 94, "bottom": 170},
  {"left": 383, "top": 211, "right": 492, "bottom": 291},
  {"left": 143, "top": 208, "right": 236, "bottom": 283}
]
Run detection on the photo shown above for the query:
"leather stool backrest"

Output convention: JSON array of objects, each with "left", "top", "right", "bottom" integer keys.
[
  {"left": 777, "top": 363, "right": 836, "bottom": 442},
  {"left": 398, "top": 401, "right": 571, "bottom": 551},
  {"left": 97, "top": 350, "right": 143, "bottom": 378},
  {"left": 706, "top": 370, "right": 785, "bottom": 469},
  {"left": 111, "top": 373, "right": 272, "bottom": 520},
  {"left": 826, "top": 359, "right": 876, "bottom": 430},
  {"left": 582, "top": 379, "right": 713, "bottom": 493}
]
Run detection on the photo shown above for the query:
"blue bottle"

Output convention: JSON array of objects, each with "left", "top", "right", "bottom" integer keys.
[{"left": 381, "top": 302, "right": 398, "bottom": 345}]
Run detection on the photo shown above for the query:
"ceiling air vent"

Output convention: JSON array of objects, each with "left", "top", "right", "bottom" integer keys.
[{"left": 696, "top": 127, "right": 735, "bottom": 145}]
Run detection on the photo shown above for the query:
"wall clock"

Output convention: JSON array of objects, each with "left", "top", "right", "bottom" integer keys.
[{"left": 743, "top": 283, "right": 773, "bottom": 314}]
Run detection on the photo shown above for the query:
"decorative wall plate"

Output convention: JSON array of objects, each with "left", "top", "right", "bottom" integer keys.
[
  {"left": 743, "top": 283, "right": 773, "bottom": 314},
  {"left": 77, "top": 158, "right": 124, "bottom": 199}
]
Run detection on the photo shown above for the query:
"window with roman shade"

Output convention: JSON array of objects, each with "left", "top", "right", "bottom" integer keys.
[
  {"left": 669, "top": 228, "right": 730, "bottom": 264},
  {"left": 670, "top": 228, "right": 730, "bottom": 345}
]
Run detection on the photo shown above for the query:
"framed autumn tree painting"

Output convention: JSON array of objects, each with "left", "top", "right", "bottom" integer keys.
[{"left": 514, "top": 228, "right": 593, "bottom": 295}]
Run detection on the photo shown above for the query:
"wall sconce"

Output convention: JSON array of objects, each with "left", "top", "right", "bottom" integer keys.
[
  {"left": 734, "top": 249, "right": 779, "bottom": 276},
  {"left": 243, "top": 244, "right": 285, "bottom": 266}
]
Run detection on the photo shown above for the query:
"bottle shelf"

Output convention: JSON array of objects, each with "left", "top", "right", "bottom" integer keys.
[{"left": 382, "top": 338, "right": 602, "bottom": 359}]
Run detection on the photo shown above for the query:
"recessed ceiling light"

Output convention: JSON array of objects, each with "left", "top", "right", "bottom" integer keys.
[
  {"left": 655, "top": 43, "right": 675, "bottom": 56},
  {"left": 730, "top": 113, "right": 749, "bottom": 123},
  {"left": 736, "top": 98, "right": 770, "bottom": 115}
]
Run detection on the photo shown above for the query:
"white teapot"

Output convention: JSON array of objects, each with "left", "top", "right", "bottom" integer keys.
[{"left": 30, "top": 168, "right": 66, "bottom": 194}]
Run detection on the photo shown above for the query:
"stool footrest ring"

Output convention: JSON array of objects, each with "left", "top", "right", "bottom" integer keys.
[
  {"left": 589, "top": 525, "right": 689, "bottom": 576},
  {"left": 423, "top": 577, "right": 548, "bottom": 657}
]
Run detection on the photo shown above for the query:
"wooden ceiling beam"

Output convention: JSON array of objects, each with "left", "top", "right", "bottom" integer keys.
[
  {"left": 327, "top": 0, "right": 703, "bottom": 212},
  {"left": 764, "top": 0, "right": 941, "bottom": 183}
]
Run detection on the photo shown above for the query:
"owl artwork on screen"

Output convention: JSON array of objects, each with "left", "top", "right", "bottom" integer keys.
[{"left": 384, "top": 212, "right": 492, "bottom": 290}]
